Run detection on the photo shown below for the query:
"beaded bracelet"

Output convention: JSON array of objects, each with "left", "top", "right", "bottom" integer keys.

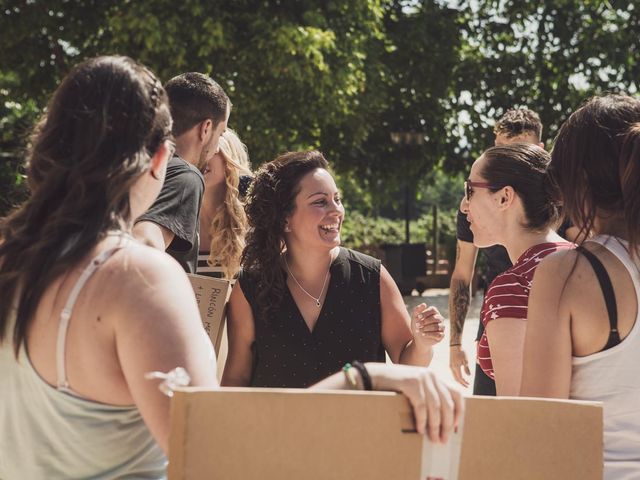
[{"left": 342, "top": 363, "right": 358, "bottom": 389}]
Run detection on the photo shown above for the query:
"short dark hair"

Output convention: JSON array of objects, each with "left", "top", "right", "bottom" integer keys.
[
  {"left": 164, "top": 72, "right": 230, "bottom": 136},
  {"left": 550, "top": 94, "right": 640, "bottom": 249},
  {"left": 494, "top": 108, "right": 543, "bottom": 142},
  {"left": 481, "top": 143, "right": 560, "bottom": 231}
]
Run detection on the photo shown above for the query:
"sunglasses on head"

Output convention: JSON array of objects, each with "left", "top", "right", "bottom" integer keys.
[{"left": 464, "top": 180, "right": 501, "bottom": 202}]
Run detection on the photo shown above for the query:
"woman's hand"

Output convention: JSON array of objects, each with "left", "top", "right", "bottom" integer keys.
[
  {"left": 367, "top": 363, "right": 464, "bottom": 443},
  {"left": 411, "top": 303, "right": 445, "bottom": 349}
]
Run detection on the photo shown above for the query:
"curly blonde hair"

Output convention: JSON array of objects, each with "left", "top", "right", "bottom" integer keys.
[{"left": 207, "top": 129, "right": 252, "bottom": 278}]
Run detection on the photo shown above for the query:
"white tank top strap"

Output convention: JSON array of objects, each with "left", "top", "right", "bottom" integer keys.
[{"left": 55, "top": 235, "right": 130, "bottom": 393}]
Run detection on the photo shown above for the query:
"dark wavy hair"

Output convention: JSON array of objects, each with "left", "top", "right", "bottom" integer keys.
[
  {"left": 0, "top": 55, "right": 172, "bottom": 355},
  {"left": 549, "top": 94, "right": 640, "bottom": 251},
  {"left": 481, "top": 143, "right": 560, "bottom": 231},
  {"left": 242, "top": 150, "right": 329, "bottom": 322}
]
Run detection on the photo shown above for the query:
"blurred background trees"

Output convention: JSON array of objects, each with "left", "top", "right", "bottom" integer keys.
[{"left": 2, "top": 0, "right": 639, "bottom": 251}]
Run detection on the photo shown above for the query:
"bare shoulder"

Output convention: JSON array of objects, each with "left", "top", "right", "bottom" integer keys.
[
  {"left": 530, "top": 248, "right": 585, "bottom": 317},
  {"left": 113, "top": 240, "right": 184, "bottom": 277},
  {"left": 533, "top": 248, "right": 580, "bottom": 282},
  {"left": 100, "top": 240, "right": 191, "bottom": 301}
]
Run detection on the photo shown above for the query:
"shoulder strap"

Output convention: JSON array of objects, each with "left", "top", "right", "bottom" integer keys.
[
  {"left": 575, "top": 245, "right": 621, "bottom": 351},
  {"left": 55, "top": 245, "right": 125, "bottom": 392}
]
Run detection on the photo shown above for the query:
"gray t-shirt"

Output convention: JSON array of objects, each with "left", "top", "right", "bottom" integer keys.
[{"left": 137, "top": 155, "right": 204, "bottom": 273}]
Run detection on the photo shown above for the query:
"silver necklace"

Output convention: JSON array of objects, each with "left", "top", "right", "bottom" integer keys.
[{"left": 284, "top": 255, "right": 332, "bottom": 308}]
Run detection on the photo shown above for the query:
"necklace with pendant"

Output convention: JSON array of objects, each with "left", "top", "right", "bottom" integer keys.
[{"left": 284, "top": 254, "right": 332, "bottom": 308}]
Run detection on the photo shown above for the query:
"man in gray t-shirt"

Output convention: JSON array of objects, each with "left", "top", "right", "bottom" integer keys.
[{"left": 134, "top": 73, "right": 231, "bottom": 273}]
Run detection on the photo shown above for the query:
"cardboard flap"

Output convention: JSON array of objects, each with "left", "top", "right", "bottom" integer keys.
[
  {"left": 186, "top": 274, "right": 231, "bottom": 354},
  {"left": 459, "top": 396, "right": 603, "bottom": 479},
  {"left": 169, "top": 388, "right": 422, "bottom": 480}
]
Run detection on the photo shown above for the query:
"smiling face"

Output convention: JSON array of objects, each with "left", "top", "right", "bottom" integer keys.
[
  {"left": 461, "top": 154, "right": 502, "bottom": 248},
  {"left": 285, "top": 168, "right": 345, "bottom": 250}
]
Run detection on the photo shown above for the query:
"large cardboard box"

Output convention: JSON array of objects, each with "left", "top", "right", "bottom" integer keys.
[
  {"left": 187, "top": 274, "right": 231, "bottom": 355},
  {"left": 168, "top": 388, "right": 603, "bottom": 480}
]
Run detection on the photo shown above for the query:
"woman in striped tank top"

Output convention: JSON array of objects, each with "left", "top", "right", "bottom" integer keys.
[{"left": 460, "top": 144, "right": 573, "bottom": 396}]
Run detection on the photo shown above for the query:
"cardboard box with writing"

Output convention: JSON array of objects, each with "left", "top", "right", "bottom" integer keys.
[
  {"left": 186, "top": 274, "right": 231, "bottom": 355},
  {"left": 168, "top": 388, "right": 603, "bottom": 480}
]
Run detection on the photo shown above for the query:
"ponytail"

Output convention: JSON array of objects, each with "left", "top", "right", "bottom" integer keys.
[{"left": 619, "top": 124, "right": 640, "bottom": 255}]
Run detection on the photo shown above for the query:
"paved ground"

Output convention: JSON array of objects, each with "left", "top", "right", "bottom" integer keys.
[{"left": 403, "top": 289, "right": 483, "bottom": 394}]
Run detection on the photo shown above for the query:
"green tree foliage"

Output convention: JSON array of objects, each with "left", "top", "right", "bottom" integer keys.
[
  {"left": 0, "top": 0, "right": 389, "bottom": 163},
  {"left": 451, "top": 0, "right": 640, "bottom": 168},
  {"left": 2, "top": 0, "right": 640, "bottom": 219}
]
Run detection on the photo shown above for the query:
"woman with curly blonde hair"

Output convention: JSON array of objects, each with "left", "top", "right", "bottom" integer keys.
[{"left": 198, "top": 128, "right": 252, "bottom": 278}]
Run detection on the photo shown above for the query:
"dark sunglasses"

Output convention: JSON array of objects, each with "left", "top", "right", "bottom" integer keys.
[{"left": 464, "top": 180, "right": 501, "bottom": 202}]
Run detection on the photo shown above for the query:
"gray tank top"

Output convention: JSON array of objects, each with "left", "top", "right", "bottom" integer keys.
[{"left": 0, "top": 238, "right": 167, "bottom": 479}]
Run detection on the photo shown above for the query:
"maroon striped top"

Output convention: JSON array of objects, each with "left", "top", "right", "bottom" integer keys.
[{"left": 477, "top": 241, "right": 574, "bottom": 380}]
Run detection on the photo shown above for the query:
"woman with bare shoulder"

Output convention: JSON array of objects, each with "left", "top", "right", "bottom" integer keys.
[
  {"left": 0, "top": 56, "right": 218, "bottom": 478},
  {"left": 521, "top": 94, "right": 640, "bottom": 478}
]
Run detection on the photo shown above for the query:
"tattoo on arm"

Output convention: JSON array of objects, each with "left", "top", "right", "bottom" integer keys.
[{"left": 450, "top": 279, "right": 471, "bottom": 343}]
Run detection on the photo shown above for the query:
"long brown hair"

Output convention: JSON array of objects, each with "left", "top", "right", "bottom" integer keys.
[
  {"left": 0, "top": 56, "right": 172, "bottom": 355},
  {"left": 550, "top": 94, "right": 640, "bottom": 252},
  {"left": 242, "top": 150, "right": 328, "bottom": 322}
]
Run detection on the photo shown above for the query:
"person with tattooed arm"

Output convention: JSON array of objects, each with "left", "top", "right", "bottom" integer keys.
[{"left": 448, "top": 108, "right": 543, "bottom": 395}]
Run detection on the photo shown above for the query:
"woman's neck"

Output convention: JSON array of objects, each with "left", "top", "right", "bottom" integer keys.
[
  {"left": 201, "top": 185, "right": 226, "bottom": 218},
  {"left": 503, "top": 228, "right": 565, "bottom": 265},
  {"left": 593, "top": 212, "right": 629, "bottom": 241},
  {"left": 284, "top": 244, "right": 338, "bottom": 281},
  {"left": 199, "top": 186, "right": 226, "bottom": 249}
]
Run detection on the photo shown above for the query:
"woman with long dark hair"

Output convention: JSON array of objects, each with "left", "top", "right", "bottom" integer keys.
[
  {"left": 0, "top": 56, "right": 218, "bottom": 478},
  {"left": 222, "top": 150, "right": 445, "bottom": 389},
  {"left": 460, "top": 143, "right": 573, "bottom": 395},
  {"left": 521, "top": 94, "right": 640, "bottom": 478}
]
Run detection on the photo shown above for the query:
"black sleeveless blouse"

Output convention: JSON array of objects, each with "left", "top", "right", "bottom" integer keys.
[{"left": 238, "top": 247, "right": 385, "bottom": 388}]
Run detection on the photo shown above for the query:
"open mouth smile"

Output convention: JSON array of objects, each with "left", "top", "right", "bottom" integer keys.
[{"left": 320, "top": 222, "right": 340, "bottom": 232}]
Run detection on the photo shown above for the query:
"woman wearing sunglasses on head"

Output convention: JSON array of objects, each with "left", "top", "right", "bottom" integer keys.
[{"left": 460, "top": 143, "right": 573, "bottom": 395}]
